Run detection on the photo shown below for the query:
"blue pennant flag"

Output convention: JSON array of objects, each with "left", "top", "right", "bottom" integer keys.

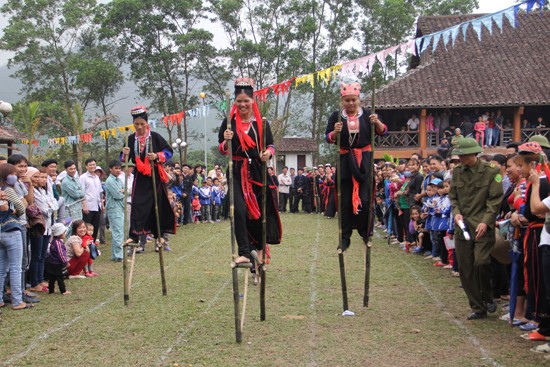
[
  {"left": 441, "top": 29, "right": 452, "bottom": 49},
  {"left": 504, "top": 5, "right": 519, "bottom": 27},
  {"left": 481, "top": 16, "right": 494, "bottom": 35},
  {"left": 420, "top": 34, "right": 433, "bottom": 54},
  {"left": 450, "top": 25, "right": 461, "bottom": 47},
  {"left": 461, "top": 22, "right": 470, "bottom": 42},
  {"left": 526, "top": 0, "right": 536, "bottom": 14},
  {"left": 432, "top": 31, "right": 442, "bottom": 52},
  {"left": 492, "top": 12, "right": 504, "bottom": 32},
  {"left": 471, "top": 19, "right": 483, "bottom": 40}
]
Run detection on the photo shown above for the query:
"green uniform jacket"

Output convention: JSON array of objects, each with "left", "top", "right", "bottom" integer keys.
[{"left": 449, "top": 159, "right": 503, "bottom": 235}]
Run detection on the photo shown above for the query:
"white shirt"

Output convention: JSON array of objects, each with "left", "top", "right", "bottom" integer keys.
[
  {"left": 407, "top": 117, "right": 419, "bottom": 130},
  {"left": 118, "top": 172, "right": 134, "bottom": 203},
  {"left": 80, "top": 171, "right": 103, "bottom": 211},
  {"left": 540, "top": 196, "right": 550, "bottom": 246},
  {"left": 278, "top": 173, "right": 292, "bottom": 194}
]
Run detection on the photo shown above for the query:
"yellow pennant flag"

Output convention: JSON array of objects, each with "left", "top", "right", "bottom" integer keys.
[{"left": 332, "top": 64, "right": 342, "bottom": 79}]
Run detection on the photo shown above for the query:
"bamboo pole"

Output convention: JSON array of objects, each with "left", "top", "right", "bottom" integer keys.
[
  {"left": 363, "top": 78, "right": 376, "bottom": 308},
  {"left": 149, "top": 139, "right": 167, "bottom": 296},
  {"left": 336, "top": 106, "right": 349, "bottom": 312},
  {"left": 260, "top": 111, "right": 267, "bottom": 321},
  {"left": 225, "top": 91, "right": 242, "bottom": 343},
  {"left": 122, "top": 127, "right": 130, "bottom": 305}
]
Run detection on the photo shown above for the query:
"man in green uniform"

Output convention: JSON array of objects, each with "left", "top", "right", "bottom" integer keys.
[
  {"left": 449, "top": 137, "right": 503, "bottom": 320},
  {"left": 105, "top": 160, "right": 125, "bottom": 262}
]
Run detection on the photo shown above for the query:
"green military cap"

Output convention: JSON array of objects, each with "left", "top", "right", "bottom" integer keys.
[
  {"left": 452, "top": 137, "right": 482, "bottom": 156},
  {"left": 528, "top": 135, "right": 550, "bottom": 149}
]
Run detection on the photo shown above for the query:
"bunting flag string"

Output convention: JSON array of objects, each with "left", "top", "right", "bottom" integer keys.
[{"left": 15, "top": 0, "right": 547, "bottom": 149}]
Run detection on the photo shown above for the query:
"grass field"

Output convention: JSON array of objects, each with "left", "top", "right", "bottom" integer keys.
[{"left": 1, "top": 213, "right": 548, "bottom": 367}]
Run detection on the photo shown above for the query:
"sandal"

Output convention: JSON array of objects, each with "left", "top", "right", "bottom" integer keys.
[
  {"left": 531, "top": 343, "right": 550, "bottom": 354},
  {"left": 521, "top": 331, "right": 550, "bottom": 341},
  {"left": 12, "top": 302, "right": 33, "bottom": 310}
]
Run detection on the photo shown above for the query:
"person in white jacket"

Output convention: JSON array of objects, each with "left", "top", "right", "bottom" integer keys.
[{"left": 278, "top": 166, "right": 292, "bottom": 212}]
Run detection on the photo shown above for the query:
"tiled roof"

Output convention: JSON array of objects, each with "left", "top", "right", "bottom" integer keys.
[
  {"left": 279, "top": 137, "right": 317, "bottom": 152},
  {"left": 373, "top": 11, "right": 550, "bottom": 109},
  {"left": 0, "top": 125, "right": 19, "bottom": 142}
]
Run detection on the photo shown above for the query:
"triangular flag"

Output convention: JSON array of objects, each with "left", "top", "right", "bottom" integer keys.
[
  {"left": 492, "top": 12, "right": 504, "bottom": 32},
  {"left": 332, "top": 65, "right": 342, "bottom": 78},
  {"left": 526, "top": 0, "right": 536, "bottom": 14},
  {"left": 432, "top": 31, "right": 442, "bottom": 52},
  {"left": 420, "top": 34, "right": 432, "bottom": 54},
  {"left": 481, "top": 16, "right": 493, "bottom": 35},
  {"left": 441, "top": 29, "right": 452, "bottom": 49},
  {"left": 471, "top": 19, "right": 483, "bottom": 40},
  {"left": 461, "top": 22, "right": 469, "bottom": 42},
  {"left": 450, "top": 25, "right": 461, "bottom": 47},
  {"left": 504, "top": 5, "right": 519, "bottom": 27}
]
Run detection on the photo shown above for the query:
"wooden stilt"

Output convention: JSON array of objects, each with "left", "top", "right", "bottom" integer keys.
[
  {"left": 225, "top": 91, "right": 243, "bottom": 343},
  {"left": 364, "top": 78, "right": 376, "bottom": 308},
  {"left": 240, "top": 270, "right": 250, "bottom": 331},
  {"left": 336, "top": 109, "right": 349, "bottom": 312},
  {"left": 149, "top": 139, "right": 167, "bottom": 296},
  {"left": 122, "top": 128, "right": 130, "bottom": 305}
]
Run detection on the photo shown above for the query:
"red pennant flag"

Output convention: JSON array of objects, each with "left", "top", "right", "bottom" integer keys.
[{"left": 163, "top": 116, "right": 169, "bottom": 127}]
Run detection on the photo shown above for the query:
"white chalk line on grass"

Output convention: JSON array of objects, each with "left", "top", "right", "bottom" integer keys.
[
  {"left": 155, "top": 278, "right": 231, "bottom": 367},
  {"left": 307, "top": 216, "right": 322, "bottom": 367},
  {"left": 401, "top": 259, "right": 504, "bottom": 367},
  {"left": 4, "top": 230, "right": 227, "bottom": 366}
]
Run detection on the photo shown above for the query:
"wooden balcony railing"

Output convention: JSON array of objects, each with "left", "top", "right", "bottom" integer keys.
[{"left": 374, "top": 128, "right": 550, "bottom": 149}]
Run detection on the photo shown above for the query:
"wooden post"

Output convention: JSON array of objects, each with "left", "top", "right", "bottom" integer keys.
[
  {"left": 513, "top": 106, "right": 524, "bottom": 142},
  {"left": 419, "top": 109, "right": 427, "bottom": 156}
]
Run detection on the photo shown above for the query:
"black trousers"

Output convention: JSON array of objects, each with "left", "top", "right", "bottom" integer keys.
[
  {"left": 82, "top": 210, "right": 101, "bottom": 241},
  {"left": 46, "top": 262, "right": 67, "bottom": 294},
  {"left": 279, "top": 192, "right": 289, "bottom": 212},
  {"left": 289, "top": 188, "right": 296, "bottom": 212}
]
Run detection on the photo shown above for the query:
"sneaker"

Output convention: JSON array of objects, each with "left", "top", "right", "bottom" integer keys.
[
  {"left": 432, "top": 256, "right": 441, "bottom": 261},
  {"left": 443, "top": 264, "right": 453, "bottom": 269},
  {"left": 424, "top": 255, "right": 433, "bottom": 260},
  {"left": 164, "top": 245, "right": 172, "bottom": 251},
  {"left": 135, "top": 246, "right": 145, "bottom": 254},
  {"left": 452, "top": 271, "right": 460, "bottom": 277}
]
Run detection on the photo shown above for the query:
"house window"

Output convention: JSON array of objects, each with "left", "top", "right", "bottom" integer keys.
[
  {"left": 277, "top": 155, "right": 286, "bottom": 169},
  {"left": 297, "top": 155, "right": 306, "bottom": 169}
]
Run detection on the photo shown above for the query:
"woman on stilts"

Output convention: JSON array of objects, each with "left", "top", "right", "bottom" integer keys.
[
  {"left": 218, "top": 78, "right": 282, "bottom": 265},
  {"left": 121, "top": 106, "right": 176, "bottom": 250},
  {"left": 325, "top": 82, "right": 387, "bottom": 251}
]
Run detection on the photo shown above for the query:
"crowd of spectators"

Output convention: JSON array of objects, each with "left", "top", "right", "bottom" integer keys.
[
  {"left": 372, "top": 134, "right": 550, "bottom": 354},
  {"left": 0, "top": 152, "right": 232, "bottom": 314}
]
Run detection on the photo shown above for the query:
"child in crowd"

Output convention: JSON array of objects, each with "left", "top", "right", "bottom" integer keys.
[
  {"left": 422, "top": 179, "right": 440, "bottom": 259},
  {"left": 198, "top": 179, "right": 212, "bottom": 223},
  {"left": 45, "top": 223, "right": 71, "bottom": 295},
  {"left": 375, "top": 194, "right": 386, "bottom": 228},
  {"left": 192, "top": 194, "right": 201, "bottom": 223},
  {"left": 211, "top": 177, "right": 224, "bottom": 222},
  {"left": 433, "top": 180, "right": 452, "bottom": 267},
  {"left": 80, "top": 223, "right": 99, "bottom": 277},
  {"left": 410, "top": 205, "right": 425, "bottom": 253},
  {"left": 168, "top": 191, "right": 183, "bottom": 223}
]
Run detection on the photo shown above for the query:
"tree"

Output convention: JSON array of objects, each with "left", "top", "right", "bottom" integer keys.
[
  {"left": 11, "top": 101, "right": 43, "bottom": 161},
  {"left": 71, "top": 28, "right": 125, "bottom": 162},
  {"left": 98, "top": 0, "right": 215, "bottom": 166},
  {"left": 0, "top": 0, "right": 98, "bottom": 136}
]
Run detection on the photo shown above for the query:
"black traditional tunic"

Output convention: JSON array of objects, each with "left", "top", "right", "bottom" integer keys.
[
  {"left": 325, "top": 108, "right": 386, "bottom": 249},
  {"left": 123, "top": 131, "right": 175, "bottom": 241},
  {"left": 218, "top": 117, "right": 282, "bottom": 259}
]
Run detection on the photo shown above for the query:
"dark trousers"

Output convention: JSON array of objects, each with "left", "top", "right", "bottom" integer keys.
[
  {"left": 455, "top": 233, "right": 495, "bottom": 313},
  {"left": 46, "top": 262, "right": 66, "bottom": 294},
  {"left": 539, "top": 246, "right": 550, "bottom": 336},
  {"left": 340, "top": 179, "right": 368, "bottom": 245},
  {"left": 83, "top": 210, "right": 101, "bottom": 241},
  {"left": 292, "top": 191, "right": 310, "bottom": 213},
  {"left": 279, "top": 192, "right": 289, "bottom": 212},
  {"left": 289, "top": 188, "right": 296, "bottom": 212},
  {"left": 182, "top": 195, "right": 192, "bottom": 224}
]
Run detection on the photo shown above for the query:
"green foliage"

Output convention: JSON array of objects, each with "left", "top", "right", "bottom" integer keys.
[{"left": 10, "top": 101, "right": 43, "bottom": 160}]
